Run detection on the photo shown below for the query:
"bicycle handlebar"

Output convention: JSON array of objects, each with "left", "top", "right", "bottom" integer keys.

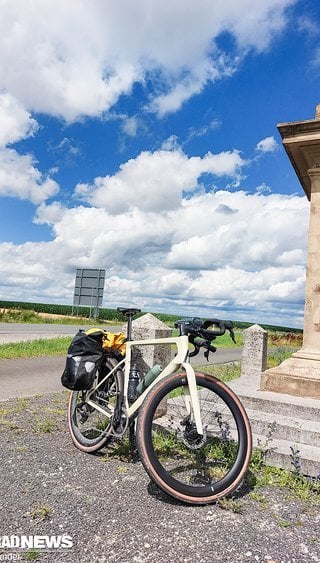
[{"left": 174, "top": 317, "right": 236, "bottom": 360}]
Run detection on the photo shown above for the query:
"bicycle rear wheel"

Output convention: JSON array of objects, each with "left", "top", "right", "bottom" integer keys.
[
  {"left": 136, "top": 372, "right": 251, "bottom": 504},
  {"left": 67, "top": 357, "right": 122, "bottom": 453}
]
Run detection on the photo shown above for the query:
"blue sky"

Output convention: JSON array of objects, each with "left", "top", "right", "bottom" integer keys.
[{"left": 0, "top": 0, "right": 319, "bottom": 327}]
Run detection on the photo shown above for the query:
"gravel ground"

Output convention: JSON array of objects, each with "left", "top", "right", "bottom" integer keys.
[{"left": 0, "top": 392, "right": 319, "bottom": 563}]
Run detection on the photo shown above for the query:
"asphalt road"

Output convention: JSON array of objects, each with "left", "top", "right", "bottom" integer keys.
[
  {"left": 0, "top": 323, "right": 242, "bottom": 400},
  {"left": 0, "top": 322, "right": 121, "bottom": 343}
]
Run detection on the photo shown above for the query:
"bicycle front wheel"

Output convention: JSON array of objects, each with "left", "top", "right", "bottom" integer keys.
[
  {"left": 67, "top": 357, "right": 122, "bottom": 453},
  {"left": 136, "top": 372, "right": 252, "bottom": 504}
]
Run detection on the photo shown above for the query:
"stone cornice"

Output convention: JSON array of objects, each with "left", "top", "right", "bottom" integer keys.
[{"left": 277, "top": 116, "right": 320, "bottom": 201}]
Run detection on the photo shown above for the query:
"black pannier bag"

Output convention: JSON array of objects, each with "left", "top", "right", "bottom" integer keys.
[{"left": 61, "top": 330, "right": 104, "bottom": 391}]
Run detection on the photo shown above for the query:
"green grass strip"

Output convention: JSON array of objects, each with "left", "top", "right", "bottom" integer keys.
[{"left": 0, "top": 337, "right": 72, "bottom": 359}]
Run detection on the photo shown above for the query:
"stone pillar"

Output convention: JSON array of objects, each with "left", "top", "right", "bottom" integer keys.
[
  {"left": 123, "top": 313, "right": 172, "bottom": 416},
  {"left": 261, "top": 168, "right": 320, "bottom": 398},
  {"left": 261, "top": 108, "right": 320, "bottom": 399},
  {"left": 241, "top": 324, "right": 267, "bottom": 379},
  {"left": 299, "top": 167, "right": 320, "bottom": 357},
  {"left": 122, "top": 312, "right": 172, "bottom": 375}
]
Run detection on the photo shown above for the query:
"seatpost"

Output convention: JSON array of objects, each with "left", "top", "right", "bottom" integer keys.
[{"left": 126, "top": 313, "right": 133, "bottom": 341}]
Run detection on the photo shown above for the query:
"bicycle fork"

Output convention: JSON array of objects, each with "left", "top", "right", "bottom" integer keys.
[{"left": 182, "top": 363, "right": 203, "bottom": 436}]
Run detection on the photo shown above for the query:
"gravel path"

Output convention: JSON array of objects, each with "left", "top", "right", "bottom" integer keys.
[{"left": 0, "top": 392, "right": 319, "bottom": 563}]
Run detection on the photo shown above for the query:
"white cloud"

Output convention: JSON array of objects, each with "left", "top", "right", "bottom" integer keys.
[
  {"left": 0, "top": 93, "right": 38, "bottom": 147},
  {"left": 74, "top": 148, "right": 246, "bottom": 214},
  {"left": 161, "top": 135, "right": 180, "bottom": 152},
  {"left": 298, "top": 16, "right": 319, "bottom": 37},
  {"left": 121, "top": 117, "right": 139, "bottom": 137},
  {"left": 256, "top": 182, "right": 272, "bottom": 194},
  {"left": 186, "top": 119, "right": 221, "bottom": 143},
  {"left": 0, "top": 148, "right": 59, "bottom": 204},
  {"left": 166, "top": 191, "right": 307, "bottom": 271},
  {"left": 0, "top": 163, "right": 309, "bottom": 326},
  {"left": 34, "top": 202, "right": 65, "bottom": 225},
  {"left": 149, "top": 56, "right": 235, "bottom": 116},
  {"left": 0, "top": 0, "right": 294, "bottom": 121},
  {"left": 0, "top": 0, "right": 307, "bottom": 327},
  {"left": 256, "top": 136, "right": 279, "bottom": 153}
]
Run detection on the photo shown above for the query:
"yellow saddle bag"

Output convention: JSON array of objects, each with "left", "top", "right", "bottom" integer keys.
[{"left": 85, "top": 328, "right": 126, "bottom": 356}]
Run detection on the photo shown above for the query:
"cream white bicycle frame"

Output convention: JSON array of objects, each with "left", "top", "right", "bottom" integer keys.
[{"left": 86, "top": 334, "right": 204, "bottom": 435}]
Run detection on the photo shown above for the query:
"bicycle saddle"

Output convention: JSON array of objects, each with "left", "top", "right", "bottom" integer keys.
[{"left": 117, "top": 307, "right": 141, "bottom": 317}]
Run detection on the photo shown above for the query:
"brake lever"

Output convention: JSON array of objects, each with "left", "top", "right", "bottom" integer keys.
[
  {"left": 204, "top": 342, "right": 217, "bottom": 362},
  {"left": 188, "top": 335, "right": 201, "bottom": 358},
  {"left": 229, "top": 328, "right": 236, "bottom": 344}
]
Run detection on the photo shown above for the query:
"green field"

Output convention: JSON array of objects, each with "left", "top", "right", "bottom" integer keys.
[
  {"left": 0, "top": 299, "right": 303, "bottom": 332},
  {"left": 0, "top": 299, "right": 302, "bottom": 360}
]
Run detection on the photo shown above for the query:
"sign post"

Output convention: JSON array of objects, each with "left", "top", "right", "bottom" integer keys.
[{"left": 72, "top": 268, "right": 105, "bottom": 319}]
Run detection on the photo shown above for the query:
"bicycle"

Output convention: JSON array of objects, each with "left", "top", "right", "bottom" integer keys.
[{"left": 67, "top": 307, "right": 252, "bottom": 505}]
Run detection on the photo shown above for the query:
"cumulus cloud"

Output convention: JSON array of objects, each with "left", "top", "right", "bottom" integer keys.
[
  {"left": 74, "top": 148, "right": 246, "bottom": 214},
  {"left": 0, "top": 93, "right": 38, "bottom": 147},
  {"left": 0, "top": 0, "right": 293, "bottom": 121},
  {"left": 1, "top": 171, "right": 309, "bottom": 326},
  {"left": 0, "top": 148, "right": 59, "bottom": 204},
  {"left": 0, "top": 0, "right": 307, "bottom": 325},
  {"left": 166, "top": 191, "right": 307, "bottom": 270},
  {"left": 256, "top": 136, "right": 279, "bottom": 153}
]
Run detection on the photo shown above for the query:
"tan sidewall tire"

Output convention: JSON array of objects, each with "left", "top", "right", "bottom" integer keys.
[{"left": 136, "top": 372, "right": 252, "bottom": 504}]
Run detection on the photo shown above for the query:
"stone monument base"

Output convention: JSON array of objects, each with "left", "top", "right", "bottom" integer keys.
[{"left": 261, "top": 350, "right": 320, "bottom": 399}]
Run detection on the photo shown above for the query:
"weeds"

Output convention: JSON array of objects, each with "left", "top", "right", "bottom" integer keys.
[
  {"left": 100, "top": 438, "right": 131, "bottom": 461},
  {"left": 198, "top": 362, "right": 241, "bottom": 382},
  {"left": 250, "top": 421, "right": 277, "bottom": 471},
  {"left": 15, "top": 445, "right": 29, "bottom": 453},
  {"left": 268, "top": 332, "right": 303, "bottom": 347},
  {"left": 0, "top": 418, "right": 20, "bottom": 431},
  {"left": 290, "top": 445, "right": 302, "bottom": 474},
  {"left": 25, "top": 549, "right": 41, "bottom": 561},
  {"left": 218, "top": 497, "right": 244, "bottom": 513},
  {"left": 249, "top": 491, "right": 269, "bottom": 506},
  {"left": 32, "top": 418, "right": 57, "bottom": 433},
  {"left": 267, "top": 346, "right": 299, "bottom": 369},
  {"left": 30, "top": 503, "right": 52, "bottom": 520},
  {"left": 116, "top": 465, "right": 129, "bottom": 474}
]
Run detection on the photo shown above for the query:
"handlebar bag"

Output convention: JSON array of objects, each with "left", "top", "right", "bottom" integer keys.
[{"left": 61, "top": 330, "right": 104, "bottom": 390}]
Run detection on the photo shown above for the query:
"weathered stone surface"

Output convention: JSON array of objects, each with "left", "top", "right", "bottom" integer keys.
[
  {"left": 261, "top": 355, "right": 320, "bottom": 399},
  {"left": 265, "top": 108, "right": 320, "bottom": 397},
  {"left": 123, "top": 313, "right": 172, "bottom": 415},
  {"left": 241, "top": 324, "right": 267, "bottom": 379},
  {"left": 123, "top": 313, "right": 172, "bottom": 375}
]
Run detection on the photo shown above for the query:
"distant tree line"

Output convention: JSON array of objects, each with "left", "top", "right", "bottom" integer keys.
[{"left": 0, "top": 300, "right": 302, "bottom": 333}]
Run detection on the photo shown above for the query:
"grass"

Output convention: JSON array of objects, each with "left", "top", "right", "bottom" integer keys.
[
  {"left": 0, "top": 307, "right": 112, "bottom": 325},
  {"left": 267, "top": 345, "right": 299, "bottom": 368},
  {"left": 250, "top": 462, "right": 320, "bottom": 503},
  {"left": 0, "top": 328, "right": 242, "bottom": 360},
  {"left": 198, "top": 362, "right": 241, "bottom": 382},
  {"left": 103, "top": 427, "right": 320, "bottom": 505},
  {"left": 32, "top": 417, "right": 57, "bottom": 433},
  {"left": 30, "top": 503, "right": 52, "bottom": 520},
  {"left": 0, "top": 336, "right": 72, "bottom": 359},
  {"left": 25, "top": 549, "right": 41, "bottom": 561}
]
